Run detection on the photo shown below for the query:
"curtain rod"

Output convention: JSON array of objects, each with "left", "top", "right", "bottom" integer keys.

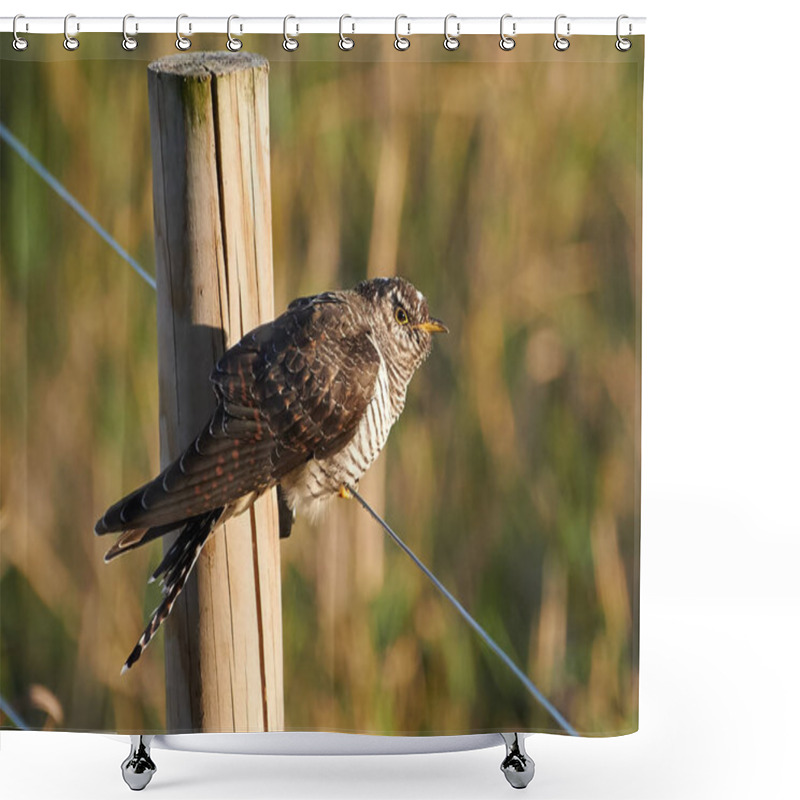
[{"left": 1, "top": 16, "right": 646, "bottom": 37}]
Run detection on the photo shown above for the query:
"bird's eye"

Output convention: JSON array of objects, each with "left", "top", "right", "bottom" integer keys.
[{"left": 395, "top": 306, "right": 409, "bottom": 325}]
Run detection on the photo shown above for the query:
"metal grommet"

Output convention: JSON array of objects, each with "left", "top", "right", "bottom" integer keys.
[
  {"left": 63, "top": 13, "right": 79, "bottom": 51},
  {"left": 499, "top": 14, "right": 516, "bottom": 51},
  {"left": 553, "top": 14, "right": 570, "bottom": 51},
  {"left": 122, "top": 14, "right": 138, "bottom": 51},
  {"left": 12, "top": 14, "right": 29, "bottom": 51},
  {"left": 227, "top": 15, "right": 243, "bottom": 51},
  {"left": 443, "top": 13, "right": 460, "bottom": 51},
  {"left": 339, "top": 14, "right": 355, "bottom": 51},
  {"left": 176, "top": 14, "right": 191, "bottom": 50},
  {"left": 283, "top": 15, "right": 299, "bottom": 51},
  {"left": 394, "top": 14, "right": 410, "bottom": 51},
  {"left": 616, "top": 14, "right": 632, "bottom": 51}
]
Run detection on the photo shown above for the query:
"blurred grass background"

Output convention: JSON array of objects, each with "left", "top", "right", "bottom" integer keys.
[{"left": 0, "top": 34, "right": 642, "bottom": 735}]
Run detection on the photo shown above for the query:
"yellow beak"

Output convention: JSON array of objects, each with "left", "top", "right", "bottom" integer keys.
[{"left": 413, "top": 318, "right": 449, "bottom": 334}]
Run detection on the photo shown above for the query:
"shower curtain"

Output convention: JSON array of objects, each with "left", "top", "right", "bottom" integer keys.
[{"left": 0, "top": 30, "right": 643, "bottom": 738}]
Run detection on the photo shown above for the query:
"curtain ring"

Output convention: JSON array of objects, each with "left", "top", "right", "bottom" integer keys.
[
  {"left": 176, "top": 14, "right": 191, "bottom": 50},
  {"left": 339, "top": 14, "right": 355, "bottom": 51},
  {"left": 64, "top": 13, "right": 79, "bottom": 51},
  {"left": 443, "top": 14, "right": 460, "bottom": 51},
  {"left": 394, "top": 15, "right": 410, "bottom": 51},
  {"left": 122, "top": 14, "right": 138, "bottom": 51},
  {"left": 283, "top": 15, "right": 299, "bottom": 51},
  {"left": 616, "top": 15, "right": 632, "bottom": 51},
  {"left": 227, "top": 15, "right": 243, "bottom": 51},
  {"left": 12, "top": 15, "right": 29, "bottom": 51},
  {"left": 499, "top": 14, "right": 516, "bottom": 51},
  {"left": 553, "top": 14, "right": 570, "bottom": 51}
]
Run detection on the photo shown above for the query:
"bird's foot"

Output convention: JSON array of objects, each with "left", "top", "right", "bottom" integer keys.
[{"left": 338, "top": 485, "right": 354, "bottom": 500}]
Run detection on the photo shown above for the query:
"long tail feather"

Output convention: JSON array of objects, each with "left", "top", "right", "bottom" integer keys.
[{"left": 121, "top": 509, "right": 222, "bottom": 674}]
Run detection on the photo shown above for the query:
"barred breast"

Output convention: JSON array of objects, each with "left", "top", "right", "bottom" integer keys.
[{"left": 280, "top": 341, "right": 405, "bottom": 519}]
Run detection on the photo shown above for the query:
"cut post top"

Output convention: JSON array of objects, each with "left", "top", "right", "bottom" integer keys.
[{"left": 149, "top": 51, "right": 269, "bottom": 77}]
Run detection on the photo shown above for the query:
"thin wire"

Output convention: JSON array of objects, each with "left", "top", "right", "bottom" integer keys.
[
  {"left": 0, "top": 693, "right": 29, "bottom": 730},
  {"left": 0, "top": 121, "right": 156, "bottom": 291},
  {"left": 1, "top": 125, "right": 151, "bottom": 728},
  {"left": 347, "top": 486, "right": 580, "bottom": 737},
  {"left": 0, "top": 118, "right": 578, "bottom": 737}
]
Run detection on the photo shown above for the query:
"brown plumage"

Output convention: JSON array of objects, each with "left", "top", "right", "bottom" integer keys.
[{"left": 96, "top": 277, "right": 447, "bottom": 672}]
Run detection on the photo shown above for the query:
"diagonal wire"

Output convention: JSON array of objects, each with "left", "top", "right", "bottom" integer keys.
[
  {"left": 1, "top": 117, "right": 577, "bottom": 736},
  {"left": 347, "top": 485, "right": 579, "bottom": 737},
  {"left": 1, "top": 123, "right": 148, "bottom": 731},
  {"left": 0, "top": 693, "right": 30, "bottom": 730},
  {"left": 0, "top": 121, "right": 156, "bottom": 291}
]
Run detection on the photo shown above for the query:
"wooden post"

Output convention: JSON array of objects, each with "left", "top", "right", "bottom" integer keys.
[{"left": 147, "top": 52, "right": 283, "bottom": 733}]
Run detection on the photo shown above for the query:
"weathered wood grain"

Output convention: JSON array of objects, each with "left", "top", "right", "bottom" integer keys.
[{"left": 147, "top": 51, "right": 283, "bottom": 733}]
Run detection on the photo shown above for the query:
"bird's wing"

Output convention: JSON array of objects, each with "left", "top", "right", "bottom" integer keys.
[{"left": 96, "top": 294, "right": 380, "bottom": 534}]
